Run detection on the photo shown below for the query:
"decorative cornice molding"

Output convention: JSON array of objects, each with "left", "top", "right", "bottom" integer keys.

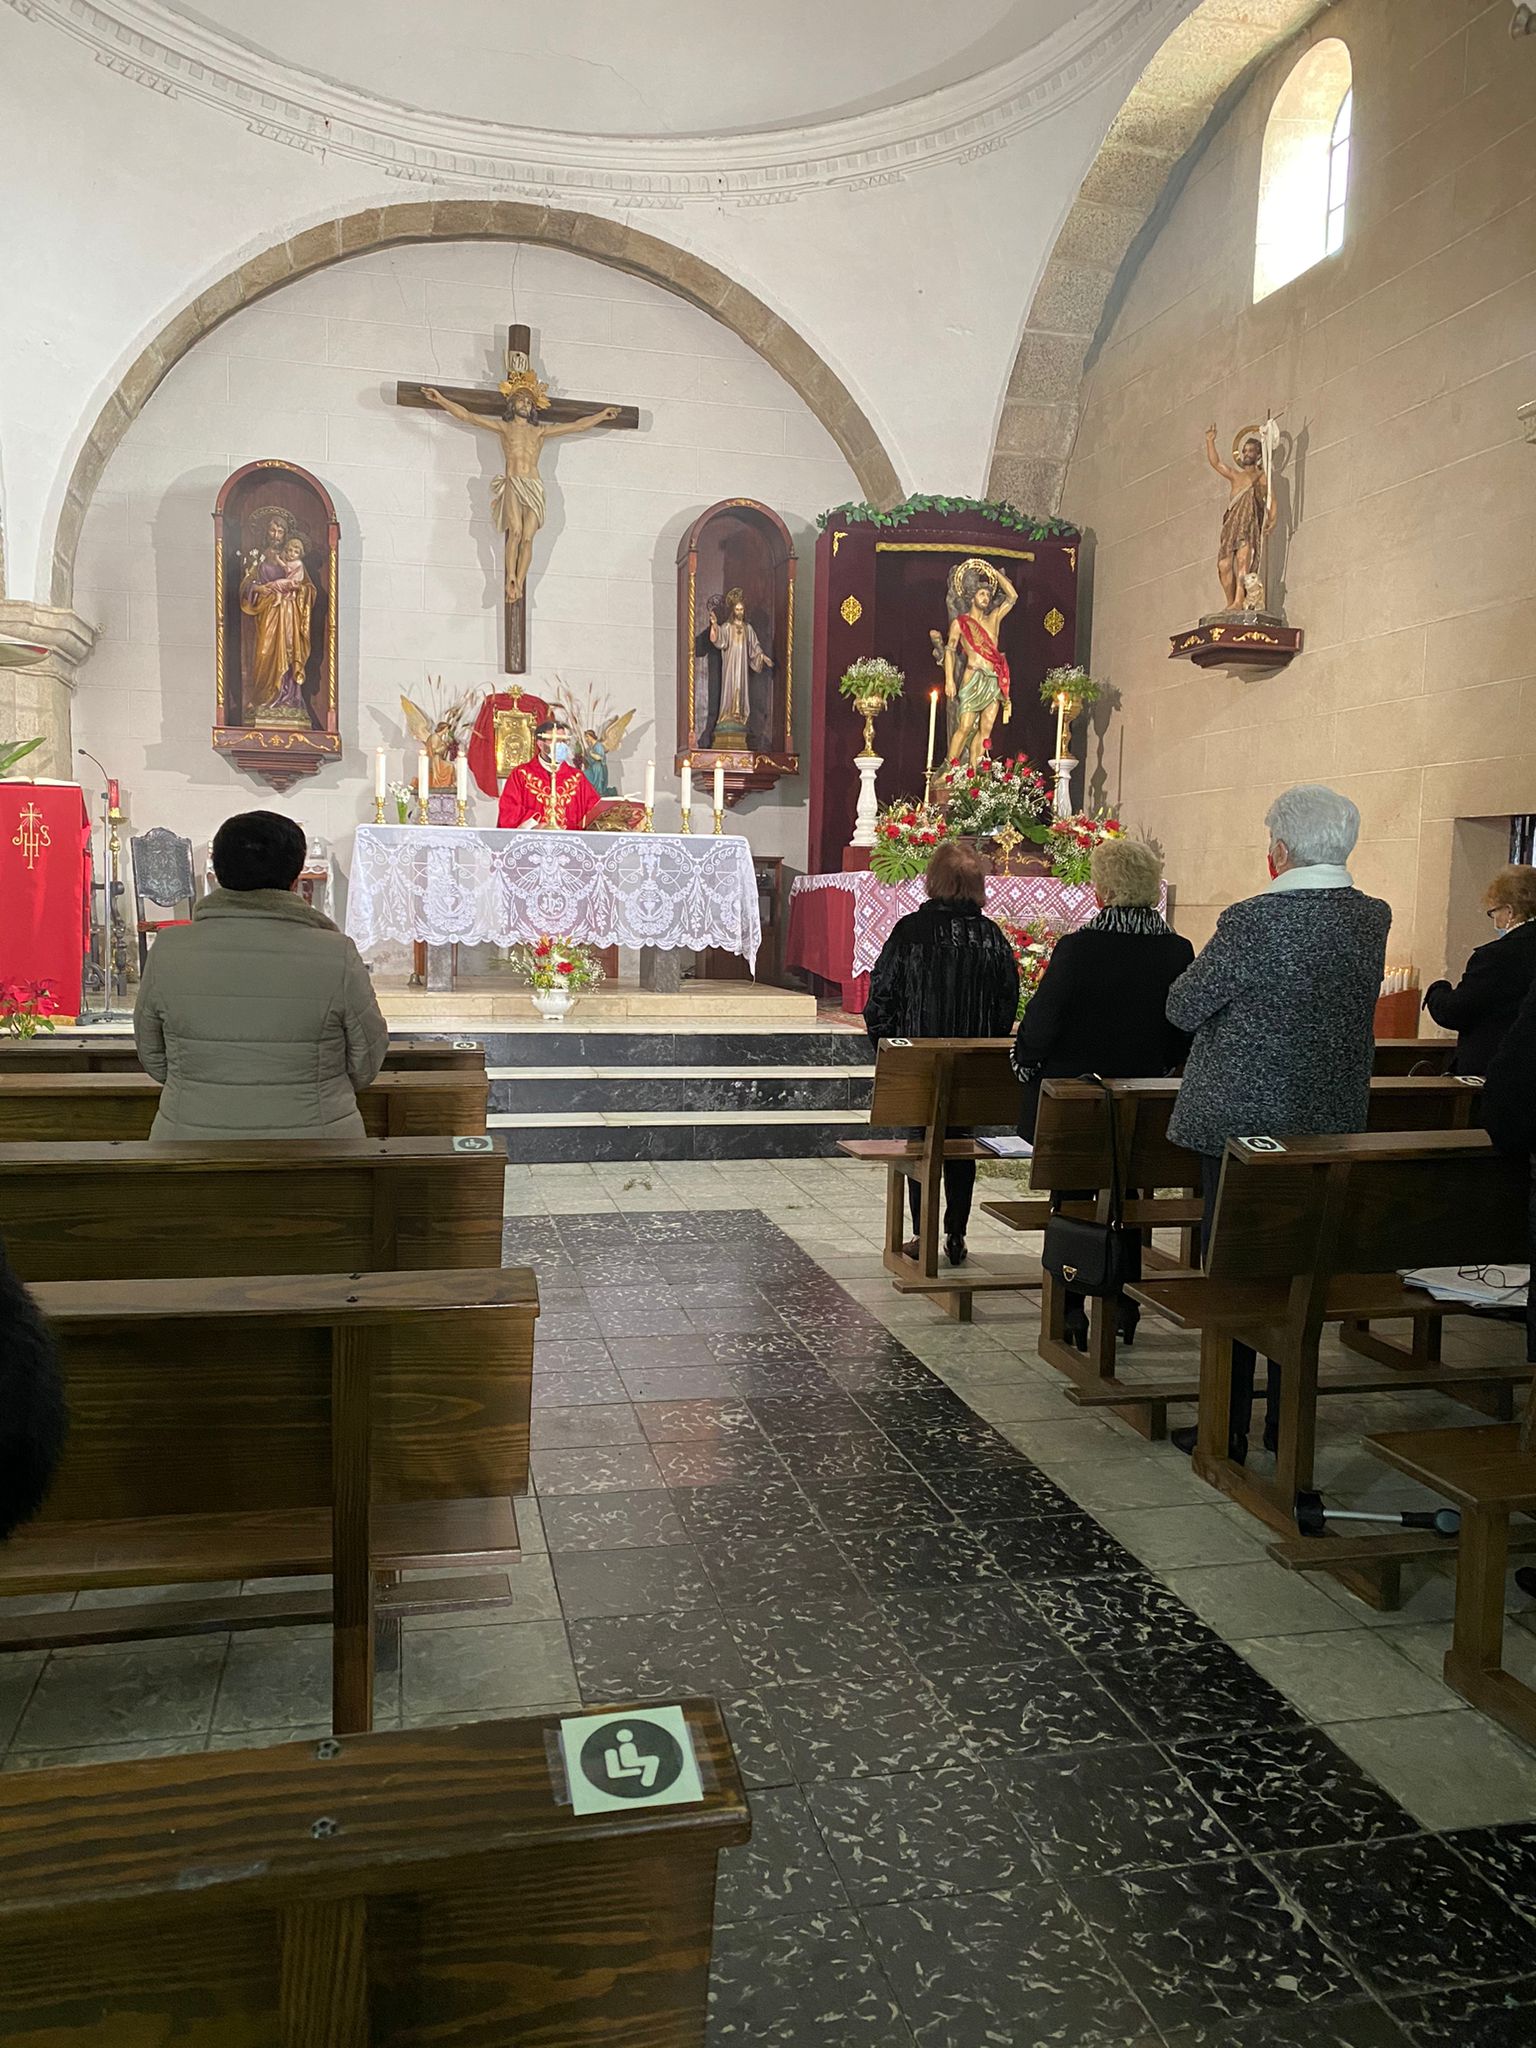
[{"left": 9, "top": 0, "right": 1184, "bottom": 202}]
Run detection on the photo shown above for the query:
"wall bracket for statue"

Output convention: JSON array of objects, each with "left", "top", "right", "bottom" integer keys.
[
  {"left": 1169, "top": 420, "right": 1303, "bottom": 675},
  {"left": 213, "top": 459, "right": 342, "bottom": 792}
]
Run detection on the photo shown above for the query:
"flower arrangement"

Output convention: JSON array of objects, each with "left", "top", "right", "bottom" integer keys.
[
  {"left": 936, "top": 754, "right": 1052, "bottom": 840},
  {"left": 837, "top": 656, "right": 905, "bottom": 708},
  {"left": 818, "top": 494, "right": 1079, "bottom": 541},
  {"left": 996, "top": 918, "right": 1062, "bottom": 1019},
  {"left": 1048, "top": 812, "right": 1122, "bottom": 886},
  {"left": 869, "top": 800, "right": 950, "bottom": 884},
  {"left": 387, "top": 781, "right": 417, "bottom": 824},
  {"left": 506, "top": 937, "right": 606, "bottom": 993},
  {"left": 1039, "top": 664, "right": 1104, "bottom": 713},
  {"left": 0, "top": 981, "right": 56, "bottom": 1039}
]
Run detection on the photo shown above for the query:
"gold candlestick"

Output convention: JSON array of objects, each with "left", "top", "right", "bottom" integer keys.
[
  {"left": 680, "top": 807, "right": 692, "bottom": 835},
  {"left": 712, "top": 806, "right": 724, "bottom": 836},
  {"left": 639, "top": 806, "right": 655, "bottom": 833},
  {"left": 373, "top": 796, "right": 386, "bottom": 824},
  {"left": 455, "top": 798, "right": 467, "bottom": 828}
]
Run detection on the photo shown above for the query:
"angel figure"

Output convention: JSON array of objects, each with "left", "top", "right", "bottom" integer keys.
[
  {"left": 580, "top": 706, "right": 636, "bottom": 798},
  {"left": 928, "top": 557, "right": 1016, "bottom": 773},
  {"left": 401, "top": 679, "right": 477, "bottom": 790}
]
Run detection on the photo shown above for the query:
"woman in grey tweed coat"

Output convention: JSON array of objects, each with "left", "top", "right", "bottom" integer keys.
[{"left": 1165, "top": 785, "right": 1391, "bottom": 1461}]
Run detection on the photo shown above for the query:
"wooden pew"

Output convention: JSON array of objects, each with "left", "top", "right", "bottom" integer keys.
[
  {"left": 1131, "top": 1128, "right": 1531, "bottom": 1605},
  {"left": 5, "top": 1266, "right": 534, "bottom": 1732},
  {"left": 1373, "top": 1036, "right": 1455, "bottom": 1075},
  {"left": 997, "top": 1073, "right": 1487, "bottom": 1434},
  {"left": 0, "top": 1032, "right": 486, "bottom": 1073},
  {"left": 837, "top": 1038, "right": 1031, "bottom": 1321},
  {"left": 0, "top": 1706, "right": 749, "bottom": 2046},
  {"left": 0, "top": 1067, "right": 489, "bottom": 1141}
]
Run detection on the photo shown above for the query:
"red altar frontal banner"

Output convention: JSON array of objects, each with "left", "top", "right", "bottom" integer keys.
[{"left": 0, "top": 782, "right": 91, "bottom": 1021}]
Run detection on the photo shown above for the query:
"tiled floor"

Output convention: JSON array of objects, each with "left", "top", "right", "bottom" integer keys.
[{"left": 6, "top": 1155, "right": 1536, "bottom": 2044}]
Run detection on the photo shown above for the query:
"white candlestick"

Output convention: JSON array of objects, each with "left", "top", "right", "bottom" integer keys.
[
  {"left": 417, "top": 749, "right": 430, "bottom": 805},
  {"left": 455, "top": 753, "right": 468, "bottom": 804},
  {"left": 926, "top": 689, "right": 938, "bottom": 775},
  {"left": 644, "top": 758, "right": 655, "bottom": 812},
  {"left": 713, "top": 762, "right": 725, "bottom": 813},
  {"left": 682, "top": 757, "right": 693, "bottom": 821},
  {"left": 374, "top": 746, "right": 387, "bottom": 801}
]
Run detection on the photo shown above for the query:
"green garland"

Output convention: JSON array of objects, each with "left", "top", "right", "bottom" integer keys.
[{"left": 816, "top": 494, "right": 1077, "bottom": 540}]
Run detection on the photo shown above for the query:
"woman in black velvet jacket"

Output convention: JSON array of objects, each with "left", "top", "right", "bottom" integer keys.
[
  {"left": 1423, "top": 865, "right": 1536, "bottom": 1078},
  {"left": 864, "top": 841, "right": 1019, "bottom": 1265}
]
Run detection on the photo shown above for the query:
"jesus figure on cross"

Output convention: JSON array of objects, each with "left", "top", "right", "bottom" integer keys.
[{"left": 421, "top": 358, "right": 620, "bottom": 605}]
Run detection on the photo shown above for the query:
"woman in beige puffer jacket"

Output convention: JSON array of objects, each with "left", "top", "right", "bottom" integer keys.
[{"left": 133, "top": 812, "right": 388, "bottom": 1143}]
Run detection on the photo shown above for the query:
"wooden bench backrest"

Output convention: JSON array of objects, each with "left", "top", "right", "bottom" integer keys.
[
  {"left": 1207, "top": 1129, "right": 1529, "bottom": 1282},
  {"left": 867, "top": 1040, "right": 1019, "bottom": 1129},
  {"left": 0, "top": 1707, "right": 747, "bottom": 2045},
  {"left": 0, "top": 1138, "right": 503, "bottom": 1283},
  {"left": 1030, "top": 1074, "right": 1483, "bottom": 1192},
  {"left": 0, "top": 1035, "right": 486, "bottom": 1074},
  {"left": 0, "top": 1069, "right": 489, "bottom": 1142},
  {"left": 1373, "top": 1038, "right": 1456, "bottom": 1076}
]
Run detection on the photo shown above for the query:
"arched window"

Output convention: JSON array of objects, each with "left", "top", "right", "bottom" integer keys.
[{"left": 1253, "top": 39, "right": 1353, "bottom": 303}]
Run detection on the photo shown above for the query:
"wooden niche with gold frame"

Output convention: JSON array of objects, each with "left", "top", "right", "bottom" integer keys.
[
  {"left": 213, "top": 459, "right": 342, "bottom": 792},
  {"left": 676, "top": 498, "right": 797, "bottom": 804}
]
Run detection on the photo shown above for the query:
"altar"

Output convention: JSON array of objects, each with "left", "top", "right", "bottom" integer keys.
[
  {"left": 786, "top": 870, "right": 1105, "bottom": 1013},
  {"left": 346, "top": 826, "right": 762, "bottom": 985}
]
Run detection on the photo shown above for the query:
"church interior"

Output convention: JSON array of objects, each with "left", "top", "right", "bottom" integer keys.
[{"left": 1, "top": 0, "right": 1536, "bottom": 2039}]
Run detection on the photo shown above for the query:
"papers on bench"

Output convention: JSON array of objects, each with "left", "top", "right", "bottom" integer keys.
[
  {"left": 978, "top": 1135, "right": 1034, "bottom": 1158},
  {"left": 1402, "top": 1265, "right": 1530, "bottom": 1307}
]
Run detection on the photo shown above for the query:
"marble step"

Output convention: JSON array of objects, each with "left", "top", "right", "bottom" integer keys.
[
  {"left": 488, "top": 1064, "right": 874, "bottom": 1115},
  {"left": 491, "top": 1108, "right": 869, "bottom": 1162},
  {"left": 440, "top": 1028, "right": 870, "bottom": 1069}
]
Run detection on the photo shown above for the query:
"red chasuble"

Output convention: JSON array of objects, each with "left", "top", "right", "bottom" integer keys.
[{"left": 497, "top": 758, "right": 601, "bottom": 830}]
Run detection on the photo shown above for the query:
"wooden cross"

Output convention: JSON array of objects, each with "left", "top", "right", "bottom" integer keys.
[{"left": 395, "top": 323, "right": 638, "bottom": 674}]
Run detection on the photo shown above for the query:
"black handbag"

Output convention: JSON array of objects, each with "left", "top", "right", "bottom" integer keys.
[{"left": 1041, "top": 1076, "right": 1132, "bottom": 1298}]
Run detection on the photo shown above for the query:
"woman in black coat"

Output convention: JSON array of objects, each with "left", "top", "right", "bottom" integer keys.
[
  {"left": 1423, "top": 865, "right": 1536, "bottom": 1078},
  {"left": 1012, "top": 836, "right": 1194, "bottom": 1345},
  {"left": 865, "top": 840, "right": 1019, "bottom": 1266}
]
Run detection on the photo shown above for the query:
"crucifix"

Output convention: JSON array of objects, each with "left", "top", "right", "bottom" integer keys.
[{"left": 395, "top": 323, "right": 638, "bottom": 674}]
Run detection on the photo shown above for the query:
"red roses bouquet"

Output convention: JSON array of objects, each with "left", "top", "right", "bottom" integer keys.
[
  {"left": 869, "top": 801, "right": 953, "bottom": 884},
  {"left": 1048, "top": 812, "right": 1122, "bottom": 886},
  {"left": 506, "top": 937, "right": 605, "bottom": 993},
  {"left": 936, "top": 754, "right": 1052, "bottom": 839},
  {"left": 995, "top": 917, "right": 1062, "bottom": 1019}
]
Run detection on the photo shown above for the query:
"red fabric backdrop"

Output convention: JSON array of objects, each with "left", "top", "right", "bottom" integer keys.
[{"left": 0, "top": 783, "right": 91, "bottom": 1020}]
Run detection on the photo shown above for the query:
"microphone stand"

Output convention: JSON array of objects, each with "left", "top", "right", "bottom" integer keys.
[{"left": 77, "top": 749, "right": 122, "bottom": 1022}]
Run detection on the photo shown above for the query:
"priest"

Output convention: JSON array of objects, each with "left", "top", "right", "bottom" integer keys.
[{"left": 497, "top": 716, "right": 602, "bottom": 830}]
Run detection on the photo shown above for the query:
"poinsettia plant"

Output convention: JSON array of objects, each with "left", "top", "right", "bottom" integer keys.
[
  {"left": 505, "top": 937, "right": 605, "bottom": 993},
  {"left": 0, "top": 981, "right": 56, "bottom": 1039},
  {"left": 996, "top": 917, "right": 1063, "bottom": 1019},
  {"left": 869, "top": 801, "right": 951, "bottom": 884},
  {"left": 936, "top": 754, "right": 1052, "bottom": 839},
  {"left": 1048, "top": 812, "right": 1122, "bottom": 886}
]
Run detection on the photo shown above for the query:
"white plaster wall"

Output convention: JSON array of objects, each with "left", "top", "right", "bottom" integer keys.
[
  {"left": 71, "top": 240, "right": 860, "bottom": 897},
  {"left": 0, "top": 0, "right": 1190, "bottom": 600}
]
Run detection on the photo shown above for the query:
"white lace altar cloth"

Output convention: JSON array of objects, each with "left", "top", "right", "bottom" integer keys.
[
  {"left": 347, "top": 827, "right": 761, "bottom": 966},
  {"left": 790, "top": 870, "right": 1156, "bottom": 976}
]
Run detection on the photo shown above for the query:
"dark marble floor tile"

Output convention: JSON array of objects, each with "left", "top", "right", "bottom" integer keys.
[
  {"left": 540, "top": 1489, "right": 690, "bottom": 1553},
  {"left": 876, "top": 1583, "right": 1069, "bottom": 1674},
  {"left": 807, "top": 1765, "right": 1039, "bottom": 1905},
  {"left": 708, "top": 1331, "right": 819, "bottom": 1366},
  {"left": 670, "top": 1478, "right": 811, "bottom": 1549},
  {"left": 627, "top": 1211, "right": 712, "bottom": 1245},
  {"left": 530, "top": 1404, "right": 643, "bottom": 1451},
  {"left": 717, "top": 1688, "right": 797, "bottom": 1791},
  {"left": 1162, "top": 2000, "right": 1413, "bottom": 2047},
  {"left": 531, "top": 1368, "right": 629, "bottom": 1408},
  {"left": 569, "top": 1608, "right": 751, "bottom": 1703},
  {"left": 853, "top": 1388, "right": 981, "bottom": 1432},
  {"left": 1388, "top": 1979, "right": 1536, "bottom": 2047},
  {"left": 747, "top": 1394, "right": 872, "bottom": 1438},
  {"left": 798, "top": 1474, "right": 945, "bottom": 1531},
  {"left": 613, "top": 1335, "right": 723, "bottom": 1374},
  {"left": 707, "top": 1909, "right": 917, "bottom": 2046},
  {"left": 975, "top": 1511, "right": 1140, "bottom": 1582},
  {"left": 866, "top": 1886, "right": 1160, "bottom": 2048},
  {"left": 685, "top": 1300, "right": 788, "bottom": 1334},
  {"left": 774, "top": 1430, "right": 921, "bottom": 1484},
  {"left": 727, "top": 1595, "right": 914, "bottom": 1691},
  {"left": 922, "top": 1462, "right": 1080, "bottom": 1521},
  {"left": 1024, "top": 1571, "right": 1221, "bottom": 1657},
  {"left": 1090, "top": 1639, "right": 1301, "bottom": 1746},
  {"left": 924, "top": 1653, "right": 1143, "bottom": 1760},
  {"left": 551, "top": 1543, "right": 716, "bottom": 1620},
  {"left": 568, "top": 1248, "right": 665, "bottom": 1287},
  {"left": 554, "top": 1214, "right": 639, "bottom": 1249},
  {"left": 633, "top": 1400, "right": 763, "bottom": 1443},
  {"left": 587, "top": 1285, "right": 696, "bottom": 1339},
  {"left": 835, "top": 1518, "right": 1007, "bottom": 1595},
  {"left": 652, "top": 1436, "right": 791, "bottom": 1490},
  {"left": 709, "top": 1553, "right": 866, "bottom": 1615},
  {"left": 1444, "top": 1821, "right": 1536, "bottom": 1923},
  {"left": 729, "top": 1362, "right": 851, "bottom": 1403},
  {"left": 714, "top": 1784, "right": 851, "bottom": 1929},
  {"left": 768, "top": 1667, "right": 974, "bottom": 1782},
  {"left": 880, "top": 1417, "right": 1030, "bottom": 1471},
  {"left": 1072, "top": 1858, "right": 1355, "bottom": 2032},
  {"left": 536, "top": 1293, "right": 604, "bottom": 1342},
  {"left": 826, "top": 1353, "right": 944, "bottom": 1395},
  {"left": 530, "top": 1338, "right": 607, "bottom": 1374},
  {"left": 1173, "top": 1727, "right": 1416, "bottom": 1858},
  {"left": 993, "top": 1742, "right": 1237, "bottom": 1882},
  {"left": 1268, "top": 1835, "right": 1533, "bottom": 1995}
]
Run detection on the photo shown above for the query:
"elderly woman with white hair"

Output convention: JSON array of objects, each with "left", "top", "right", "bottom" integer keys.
[
  {"left": 1165, "top": 783, "right": 1392, "bottom": 1462},
  {"left": 1012, "top": 836, "right": 1194, "bottom": 1348}
]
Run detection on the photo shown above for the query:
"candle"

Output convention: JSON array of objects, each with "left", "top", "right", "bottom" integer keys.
[
  {"left": 374, "top": 747, "right": 387, "bottom": 801},
  {"left": 417, "top": 749, "right": 430, "bottom": 804},
  {"left": 644, "top": 758, "right": 655, "bottom": 812},
  {"left": 1054, "top": 692, "right": 1067, "bottom": 761},
  {"left": 455, "top": 752, "right": 468, "bottom": 804},
  {"left": 713, "top": 762, "right": 725, "bottom": 813},
  {"left": 682, "top": 756, "right": 693, "bottom": 821},
  {"left": 926, "top": 688, "right": 938, "bottom": 773}
]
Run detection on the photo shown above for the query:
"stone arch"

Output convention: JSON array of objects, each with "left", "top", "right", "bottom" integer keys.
[
  {"left": 49, "top": 201, "right": 903, "bottom": 606},
  {"left": 986, "top": 0, "right": 1329, "bottom": 514}
]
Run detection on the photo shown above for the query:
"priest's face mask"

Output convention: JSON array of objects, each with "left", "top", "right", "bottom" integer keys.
[{"left": 537, "top": 725, "right": 573, "bottom": 767}]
